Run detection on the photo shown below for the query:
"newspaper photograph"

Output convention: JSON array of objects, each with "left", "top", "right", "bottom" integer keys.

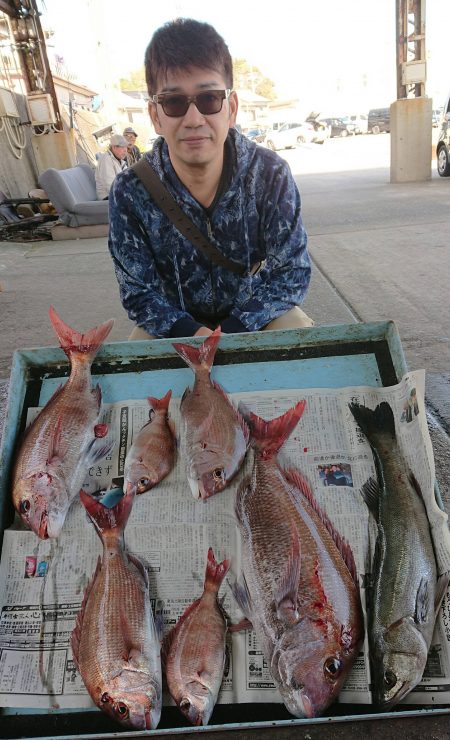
[{"left": 1, "top": 368, "right": 449, "bottom": 713}]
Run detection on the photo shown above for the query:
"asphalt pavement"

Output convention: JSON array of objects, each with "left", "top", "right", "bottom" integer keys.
[{"left": 0, "top": 133, "right": 449, "bottom": 503}]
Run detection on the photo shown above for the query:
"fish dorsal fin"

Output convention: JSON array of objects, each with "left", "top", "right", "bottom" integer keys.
[
  {"left": 361, "top": 476, "right": 381, "bottom": 521},
  {"left": 71, "top": 555, "right": 102, "bottom": 668},
  {"left": 127, "top": 552, "right": 149, "bottom": 588},
  {"left": 211, "top": 382, "right": 250, "bottom": 445},
  {"left": 284, "top": 467, "right": 359, "bottom": 586}
]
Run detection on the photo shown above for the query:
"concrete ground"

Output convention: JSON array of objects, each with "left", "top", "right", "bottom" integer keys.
[
  {"left": 0, "top": 134, "right": 449, "bottom": 494},
  {"left": 0, "top": 133, "right": 450, "bottom": 738}
]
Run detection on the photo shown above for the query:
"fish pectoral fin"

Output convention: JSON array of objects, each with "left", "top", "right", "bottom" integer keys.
[
  {"left": 414, "top": 576, "right": 431, "bottom": 624},
  {"left": 47, "top": 415, "right": 68, "bottom": 465},
  {"left": 361, "top": 476, "right": 381, "bottom": 520},
  {"left": 83, "top": 437, "right": 115, "bottom": 467},
  {"left": 230, "top": 575, "right": 253, "bottom": 622},
  {"left": 275, "top": 524, "right": 301, "bottom": 626},
  {"left": 435, "top": 573, "right": 450, "bottom": 618},
  {"left": 228, "top": 617, "right": 253, "bottom": 633}
]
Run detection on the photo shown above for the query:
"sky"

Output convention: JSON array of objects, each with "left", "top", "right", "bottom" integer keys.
[{"left": 38, "top": 0, "right": 450, "bottom": 115}]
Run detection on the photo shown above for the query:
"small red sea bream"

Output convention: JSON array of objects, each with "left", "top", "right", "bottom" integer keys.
[
  {"left": 11, "top": 307, "right": 114, "bottom": 539},
  {"left": 164, "top": 547, "right": 230, "bottom": 726},
  {"left": 172, "top": 328, "right": 249, "bottom": 500},
  {"left": 234, "top": 401, "right": 364, "bottom": 718},
  {"left": 123, "top": 390, "right": 176, "bottom": 495},
  {"left": 71, "top": 486, "right": 162, "bottom": 730}
]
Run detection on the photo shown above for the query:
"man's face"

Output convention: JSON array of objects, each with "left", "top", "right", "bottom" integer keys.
[
  {"left": 149, "top": 66, "right": 238, "bottom": 171},
  {"left": 111, "top": 144, "right": 127, "bottom": 160},
  {"left": 124, "top": 133, "right": 137, "bottom": 146}
]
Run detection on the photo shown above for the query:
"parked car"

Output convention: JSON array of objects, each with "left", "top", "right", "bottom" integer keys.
[
  {"left": 319, "top": 117, "right": 356, "bottom": 138},
  {"left": 265, "top": 121, "right": 315, "bottom": 151},
  {"left": 368, "top": 108, "right": 390, "bottom": 134},
  {"left": 349, "top": 114, "right": 368, "bottom": 134},
  {"left": 432, "top": 109, "right": 442, "bottom": 128},
  {"left": 436, "top": 93, "right": 450, "bottom": 177},
  {"left": 305, "top": 112, "right": 331, "bottom": 144},
  {"left": 244, "top": 127, "right": 267, "bottom": 144}
]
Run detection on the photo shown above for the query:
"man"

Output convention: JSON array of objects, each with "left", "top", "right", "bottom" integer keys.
[
  {"left": 123, "top": 126, "right": 142, "bottom": 166},
  {"left": 95, "top": 134, "right": 128, "bottom": 200},
  {"left": 108, "top": 18, "right": 312, "bottom": 339}
]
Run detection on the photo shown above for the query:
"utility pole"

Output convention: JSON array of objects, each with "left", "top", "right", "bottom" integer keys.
[
  {"left": 396, "top": 0, "right": 426, "bottom": 100},
  {"left": 7, "top": 0, "right": 62, "bottom": 129},
  {"left": 391, "top": 0, "right": 430, "bottom": 182}
]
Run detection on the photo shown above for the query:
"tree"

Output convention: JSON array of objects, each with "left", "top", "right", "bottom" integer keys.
[
  {"left": 120, "top": 68, "right": 146, "bottom": 92},
  {"left": 233, "top": 58, "right": 276, "bottom": 100}
]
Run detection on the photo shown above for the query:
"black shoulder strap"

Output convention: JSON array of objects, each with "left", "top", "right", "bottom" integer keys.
[{"left": 131, "top": 158, "right": 245, "bottom": 276}]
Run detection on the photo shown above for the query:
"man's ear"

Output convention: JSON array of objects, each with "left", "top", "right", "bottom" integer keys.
[
  {"left": 149, "top": 101, "right": 162, "bottom": 134},
  {"left": 228, "top": 91, "right": 239, "bottom": 128}
]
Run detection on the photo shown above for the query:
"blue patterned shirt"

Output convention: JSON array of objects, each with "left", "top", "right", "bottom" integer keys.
[{"left": 108, "top": 128, "right": 311, "bottom": 337}]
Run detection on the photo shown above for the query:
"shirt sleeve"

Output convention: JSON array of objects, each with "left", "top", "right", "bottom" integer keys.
[
  {"left": 108, "top": 177, "right": 202, "bottom": 338},
  {"left": 227, "top": 164, "right": 311, "bottom": 332}
]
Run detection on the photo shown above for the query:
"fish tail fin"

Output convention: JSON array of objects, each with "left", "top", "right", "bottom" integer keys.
[
  {"left": 79, "top": 487, "right": 135, "bottom": 540},
  {"left": 240, "top": 400, "right": 306, "bottom": 457},
  {"left": 147, "top": 389, "right": 172, "bottom": 411},
  {"left": 49, "top": 306, "right": 114, "bottom": 363},
  {"left": 172, "top": 327, "right": 221, "bottom": 373},
  {"left": 204, "top": 547, "right": 230, "bottom": 593},
  {"left": 349, "top": 401, "right": 396, "bottom": 444}
]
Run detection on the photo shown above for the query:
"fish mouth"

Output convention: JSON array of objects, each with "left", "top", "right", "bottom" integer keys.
[
  {"left": 38, "top": 512, "right": 49, "bottom": 539},
  {"left": 187, "top": 476, "right": 203, "bottom": 500}
]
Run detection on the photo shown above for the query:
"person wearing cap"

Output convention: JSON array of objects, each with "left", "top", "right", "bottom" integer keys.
[
  {"left": 95, "top": 134, "right": 128, "bottom": 200},
  {"left": 108, "top": 19, "right": 312, "bottom": 339},
  {"left": 123, "top": 126, "right": 142, "bottom": 166}
]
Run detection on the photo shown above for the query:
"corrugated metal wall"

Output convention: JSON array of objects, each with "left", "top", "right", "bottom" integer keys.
[{"left": 0, "top": 93, "right": 40, "bottom": 198}]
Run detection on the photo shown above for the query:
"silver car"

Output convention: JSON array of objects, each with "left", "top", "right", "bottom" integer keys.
[{"left": 265, "top": 121, "right": 314, "bottom": 151}]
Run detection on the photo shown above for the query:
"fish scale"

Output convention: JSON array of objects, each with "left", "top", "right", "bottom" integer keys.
[
  {"left": 349, "top": 400, "right": 446, "bottom": 709},
  {"left": 173, "top": 328, "right": 249, "bottom": 500},
  {"left": 164, "top": 548, "right": 230, "bottom": 726},
  {"left": 71, "top": 488, "right": 162, "bottom": 730},
  {"left": 12, "top": 307, "right": 114, "bottom": 539},
  {"left": 235, "top": 402, "right": 363, "bottom": 718}
]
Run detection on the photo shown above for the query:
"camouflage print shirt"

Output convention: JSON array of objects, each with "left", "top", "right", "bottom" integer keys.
[{"left": 108, "top": 128, "right": 311, "bottom": 338}]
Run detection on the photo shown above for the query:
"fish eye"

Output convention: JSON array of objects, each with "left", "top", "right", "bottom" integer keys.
[
  {"left": 384, "top": 669, "right": 397, "bottom": 689},
  {"left": 213, "top": 468, "right": 224, "bottom": 482},
  {"left": 20, "top": 499, "right": 31, "bottom": 514},
  {"left": 137, "top": 477, "right": 151, "bottom": 491},
  {"left": 323, "top": 656, "right": 342, "bottom": 680},
  {"left": 115, "top": 701, "right": 129, "bottom": 718},
  {"left": 100, "top": 692, "right": 110, "bottom": 703}
]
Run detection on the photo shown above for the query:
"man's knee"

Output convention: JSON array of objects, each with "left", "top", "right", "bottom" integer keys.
[
  {"left": 129, "top": 326, "right": 156, "bottom": 340},
  {"left": 262, "top": 306, "right": 314, "bottom": 331}
]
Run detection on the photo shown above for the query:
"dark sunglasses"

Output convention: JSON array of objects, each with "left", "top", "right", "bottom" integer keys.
[{"left": 151, "top": 89, "right": 231, "bottom": 118}]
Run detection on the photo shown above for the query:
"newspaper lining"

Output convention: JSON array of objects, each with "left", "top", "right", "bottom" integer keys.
[{"left": 1, "top": 369, "right": 450, "bottom": 711}]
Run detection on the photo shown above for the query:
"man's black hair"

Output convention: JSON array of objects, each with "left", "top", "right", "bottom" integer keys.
[{"left": 145, "top": 18, "right": 233, "bottom": 94}]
